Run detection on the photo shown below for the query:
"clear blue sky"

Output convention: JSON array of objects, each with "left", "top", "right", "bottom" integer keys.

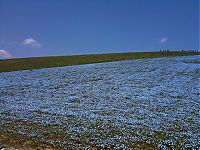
[{"left": 0, "top": 0, "right": 199, "bottom": 58}]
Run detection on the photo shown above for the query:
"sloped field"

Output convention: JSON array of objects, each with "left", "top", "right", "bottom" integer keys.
[{"left": 0, "top": 56, "right": 199, "bottom": 149}]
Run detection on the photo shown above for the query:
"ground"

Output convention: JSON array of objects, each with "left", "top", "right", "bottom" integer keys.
[{"left": 0, "top": 55, "right": 199, "bottom": 149}]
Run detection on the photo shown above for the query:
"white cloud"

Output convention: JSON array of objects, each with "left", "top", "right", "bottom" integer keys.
[
  {"left": 0, "top": 49, "right": 12, "bottom": 58},
  {"left": 22, "top": 38, "right": 41, "bottom": 47},
  {"left": 160, "top": 37, "right": 168, "bottom": 43}
]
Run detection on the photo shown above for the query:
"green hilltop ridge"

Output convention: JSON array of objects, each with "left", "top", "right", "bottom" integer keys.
[{"left": 0, "top": 51, "right": 199, "bottom": 73}]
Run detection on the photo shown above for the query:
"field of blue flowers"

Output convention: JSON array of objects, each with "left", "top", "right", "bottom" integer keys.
[{"left": 0, "top": 55, "right": 199, "bottom": 149}]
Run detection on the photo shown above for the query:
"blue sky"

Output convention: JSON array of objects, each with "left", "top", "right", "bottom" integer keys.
[{"left": 0, "top": 0, "right": 199, "bottom": 58}]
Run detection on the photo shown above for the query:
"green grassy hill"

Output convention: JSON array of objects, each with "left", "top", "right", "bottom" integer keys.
[{"left": 0, "top": 51, "right": 199, "bottom": 72}]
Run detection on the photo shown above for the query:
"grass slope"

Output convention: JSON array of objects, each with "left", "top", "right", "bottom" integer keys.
[{"left": 0, "top": 51, "right": 199, "bottom": 72}]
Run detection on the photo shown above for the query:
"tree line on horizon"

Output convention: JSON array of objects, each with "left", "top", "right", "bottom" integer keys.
[{"left": 159, "top": 49, "right": 199, "bottom": 52}]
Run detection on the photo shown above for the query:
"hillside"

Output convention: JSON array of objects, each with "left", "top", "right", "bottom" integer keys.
[{"left": 0, "top": 51, "right": 199, "bottom": 72}]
